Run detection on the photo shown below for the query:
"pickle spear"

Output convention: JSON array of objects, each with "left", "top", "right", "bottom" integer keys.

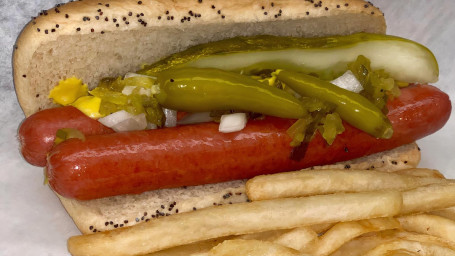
[{"left": 139, "top": 33, "right": 438, "bottom": 83}]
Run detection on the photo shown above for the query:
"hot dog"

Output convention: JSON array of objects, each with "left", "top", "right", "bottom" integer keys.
[
  {"left": 18, "top": 106, "right": 114, "bottom": 166},
  {"left": 13, "top": 0, "right": 451, "bottom": 235},
  {"left": 46, "top": 84, "right": 450, "bottom": 200}
]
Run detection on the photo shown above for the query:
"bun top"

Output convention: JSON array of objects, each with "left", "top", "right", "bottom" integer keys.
[{"left": 13, "top": 0, "right": 385, "bottom": 116}]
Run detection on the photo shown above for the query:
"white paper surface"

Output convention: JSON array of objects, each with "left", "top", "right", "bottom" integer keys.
[{"left": 0, "top": 0, "right": 454, "bottom": 255}]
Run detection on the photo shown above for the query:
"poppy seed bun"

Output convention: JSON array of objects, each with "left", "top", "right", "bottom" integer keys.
[
  {"left": 13, "top": 0, "right": 393, "bottom": 235},
  {"left": 13, "top": 0, "right": 385, "bottom": 117}
]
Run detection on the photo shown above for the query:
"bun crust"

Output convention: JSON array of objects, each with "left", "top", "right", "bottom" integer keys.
[
  {"left": 60, "top": 143, "right": 420, "bottom": 235},
  {"left": 13, "top": 0, "right": 385, "bottom": 117}
]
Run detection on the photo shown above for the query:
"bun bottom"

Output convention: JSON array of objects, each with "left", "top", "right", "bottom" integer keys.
[{"left": 57, "top": 143, "right": 420, "bottom": 234}]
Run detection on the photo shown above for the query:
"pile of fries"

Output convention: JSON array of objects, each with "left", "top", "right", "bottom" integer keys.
[{"left": 68, "top": 168, "right": 455, "bottom": 256}]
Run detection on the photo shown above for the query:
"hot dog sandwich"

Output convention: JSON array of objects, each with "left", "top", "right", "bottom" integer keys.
[{"left": 14, "top": 0, "right": 451, "bottom": 235}]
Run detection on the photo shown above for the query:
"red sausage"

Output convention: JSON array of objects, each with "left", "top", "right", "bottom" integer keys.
[
  {"left": 46, "top": 84, "right": 451, "bottom": 200},
  {"left": 18, "top": 106, "right": 114, "bottom": 167}
]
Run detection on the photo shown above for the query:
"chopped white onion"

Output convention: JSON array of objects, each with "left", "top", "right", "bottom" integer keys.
[
  {"left": 132, "top": 113, "right": 147, "bottom": 127},
  {"left": 122, "top": 86, "right": 152, "bottom": 96},
  {"left": 98, "top": 110, "right": 133, "bottom": 127},
  {"left": 163, "top": 108, "right": 177, "bottom": 128},
  {"left": 122, "top": 86, "right": 136, "bottom": 95},
  {"left": 139, "top": 87, "right": 151, "bottom": 97},
  {"left": 111, "top": 113, "right": 147, "bottom": 132},
  {"left": 219, "top": 113, "right": 247, "bottom": 133},
  {"left": 331, "top": 70, "right": 364, "bottom": 93},
  {"left": 98, "top": 110, "right": 147, "bottom": 132},
  {"left": 124, "top": 72, "right": 157, "bottom": 79},
  {"left": 110, "top": 119, "right": 139, "bottom": 132},
  {"left": 150, "top": 84, "right": 160, "bottom": 95},
  {"left": 147, "top": 123, "right": 158, "bottom": 130},
  {"left": 177, "top": 112, "right": 213, "bottom": 125},
  {"left": 122, "top": 73, "right": 160, "bottom": 95}
]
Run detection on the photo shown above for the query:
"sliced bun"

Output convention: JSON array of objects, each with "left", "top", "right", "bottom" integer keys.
[
  {"left": 14, "top": 0, "right": 392, "bottom": 236},
  {"left": 60, "top": 142, "right": 420, "bottom": 235},
  {"left": 13, "top": 0, "right": 385, "bottom": 117}
]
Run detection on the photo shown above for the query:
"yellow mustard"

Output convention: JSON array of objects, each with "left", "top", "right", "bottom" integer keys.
[
  {"left": 71, "top": 96, "right": 103, "bottom": 119},
  {"left": 49, "top": 77, "right": 88, "bottom": 105}
]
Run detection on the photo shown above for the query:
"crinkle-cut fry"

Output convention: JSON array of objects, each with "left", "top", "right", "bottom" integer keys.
[
  {"left": 392, "top": 168, "right": 445, "bottom": 179},
  {"left": 431, "top": 206, "right": 455, "bottom": 221},
  {"left": 308, "top": 217, "right": 400, "bottom": 256},
  {"left": 401, "top": 182, "right": 455, "bottom": 215},
  {"left": 68, "top": 191, "right": 402, "bottom": 256},
  {"left": 272, "top": 227, "right": 318, "bottom": 251},
  {"left": 363, "top": 238, "right": 455, "bottom": 256},
  {"left": 209, "top": 239, "right": 307, "bottom": 256},
  {"left": 246, "top": 169, "right": 446, "bottom": 201},
  {"left": 398, "top": 214, "right": 455, "bottom": 243}
]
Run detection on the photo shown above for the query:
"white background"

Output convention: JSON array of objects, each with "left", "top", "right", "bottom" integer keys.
[{"left": 0, "top": 0, "right": 454, "bottom": 255}]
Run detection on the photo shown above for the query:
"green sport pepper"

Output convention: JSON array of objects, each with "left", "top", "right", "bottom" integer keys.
[
  {"left": 155, "top": 68, "right": 306, "bottom": 119},
  {"left": 275, "top": 70, "right": 393, "bottom": 139}
]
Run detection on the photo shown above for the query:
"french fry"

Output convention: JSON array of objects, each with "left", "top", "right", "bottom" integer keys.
[
  {"left": 145, "top": 237, "right": 232, "bottom": 256},
  {"left": 308, "top": 218, "right": 400, "bottom": 256},
  {"left": 307, "top": 223, "right": 336, "bottom": 234},
  {"left": 68, "top": 191, "right": 402, "bottom": 256},
  {"left": 431, "top": 206, "right": 455, "bottom": 221},
  {"left": 148, "top": 227, "right": 316, "bottom": 255},
  {"left": 393, "top": 168, "right": 445, "bottom": 179},
  {"left": 401, "top": 182, "right": 455, "bottom": 215},
  {"left": 363, "top": 239, "right": 455, "bottom": 256},
  {"left": 237, "top": 227, "right": 318, "bottom": 251},
  {"left": 208, "top": 239, "right": 306, "bottom": 256},
  {"left": 246, "top": 169, "right": 446, "bottom": 201},
  {"left": 331, "top": 230, "right": 455, "bottom": 256},
  {"left": 390, "top": 231, "right": 455, "bottom": 250},
  {"left": 398, "top": 214, "right": 455, "bottom": 243},
  {"left": 148, "top": 226, "right": 318, "bottom": 255},
  {"left": 271, "top": 227, "right": 318, "bottom": 251},
  {"left": 330, "top": 231, "right": 397, "bottom": 256},
  {"left": 236, "top": 229, "right": 292, "bottom": 241}
]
